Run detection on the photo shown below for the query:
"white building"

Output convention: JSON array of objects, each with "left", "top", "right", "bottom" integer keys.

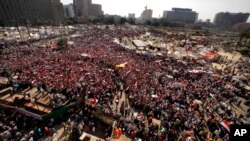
[
  {"left": 141, "top": 6, "right": 153, "bottom": 20},
  {"left": 128, "top": 13, "right": 135, "bottom": 19}
]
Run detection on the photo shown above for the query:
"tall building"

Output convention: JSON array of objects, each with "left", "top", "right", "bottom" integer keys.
[
  {"left": 141, "top": 6, "right": 153, "bottom": 20},
  {"left": 64, "top": 4, "right": 75, "bottom": 18},
  {"left": 163, "top": 8, "right": 198, "bottom": 24},
  {"left": 90, "top": 4, "right": 103, "bottom": 17},
  {"left": 0, "top": 0, "right": 64, "bottom": 25},
  {"left": 128, "top": 13, "right": 135, "bottom": 19},
  {"left": 214, "top": 12, "right": 249, "bottom": 28},
  {"left": 73, "top": 0, "right": 91, "bottom": 17},
  {"left": 73, "top": 0, "right": 103, "bottom": 17},
  {"left": 51, "top": 0, "right": 65, "bottom": 22}
]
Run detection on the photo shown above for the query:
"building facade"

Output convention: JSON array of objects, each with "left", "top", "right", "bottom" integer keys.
[
  {"left": 73, "top": 0, "right": 103, "bottom": 18},
  {"left": 73, "top": 0, "right": 91, "bottom": 17},
  {"left": 163, "top": 8, "right": 198, "bottom": 24},
  {"left": 51, "top": 0, "right": 64, "bottom": 23},
  {"left": 0, "top": 0, "right": 64, "bottom": 25},
  {"left": 128, "top": 13, "right": 135, "bottom": 19},
  {"left": 90, "top": 4, "right": 103, "bottom": 17},
  {"left": 64, "top": 4, "right": 75, "bottom": 18},
  {"left": 214, "top": 12, "right": 249, "bottom": 28},
  {"left": 141, "top": 6, "right": 153, "bottom": 20}
]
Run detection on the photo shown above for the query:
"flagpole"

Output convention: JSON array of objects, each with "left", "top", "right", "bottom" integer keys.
[{"left": 110, "top": 121, "right": 116, "bottom": 140}]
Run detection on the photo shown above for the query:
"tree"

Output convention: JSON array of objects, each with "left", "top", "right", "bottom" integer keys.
[
  {"left": 12, "top": 19, "right": 23, "bottom": 41},
  {"left": 20, "top": 18, "right": 31, "bottom": 39},
  {"left": 56, "top": 38, "right": 68, "bottom": 47},
  {"left": 152, "top": 18, "right": 160, "bottom": 27},
  {"left": 128, "top": 18, "right": 135, "bottom": 25},
  {"left": 119, "top": 17, "right": 127, "bottom": 25},
  {"left": 0, "top": 20, "right": 5, "bottom": 32},
  {"left": 159, "top": 18, "right": 169, "bottom": 27},
  {"left": 43, "top": 20, "right": 49, "bottom": 35},
  {"left": 66, "top": 19, "right": 74, "bottom": 33},
  {"left": 104, "top": 16, "right": 114, "bottom": 25},
  {"left": 145, "top": 20, "right": 152, "bottom": 26},
  {"left": 31, "top": 18, "right": 42, "bottom": 33},
  {"left": 239, "top": 29, "right": 250, "bottom": 44}
]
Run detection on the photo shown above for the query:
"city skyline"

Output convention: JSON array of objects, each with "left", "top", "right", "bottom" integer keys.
[{"left": 61, "top": 0, "right": 250, "bottom": 22}]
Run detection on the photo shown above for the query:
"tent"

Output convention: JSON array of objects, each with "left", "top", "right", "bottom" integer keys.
[
  {"left": 203, "top": 52, "right": 218, "bottom": 59},
  {"left": 42, "top": 102, "right": 75, "bottom": 120},
  {"left": 132, "top": 40, "right": 147, "bottom": 47}
]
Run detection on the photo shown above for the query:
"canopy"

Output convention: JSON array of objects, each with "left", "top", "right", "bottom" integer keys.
[
  {"left": 132, "top": 40, "right": 147, "bottom": 47},
  {"left": 204, "top": 52, "right": 218, "bottom": 59}
]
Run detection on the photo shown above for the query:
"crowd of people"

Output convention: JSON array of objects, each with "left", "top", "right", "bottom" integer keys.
[{"left": 0, "top": 25, "right": 249, "bottom": 141}]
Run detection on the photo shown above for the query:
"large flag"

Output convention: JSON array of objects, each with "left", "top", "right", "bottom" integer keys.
[
  {"left": 116, "top": 62, "right": 128, "bottom": 68},
  {"left": 220, "top": 121, "right": 230, "bottom": 132}
]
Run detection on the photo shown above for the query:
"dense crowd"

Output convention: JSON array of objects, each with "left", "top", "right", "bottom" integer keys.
[{"left": 0, "top": 26, "right": 249, "bottom": 141}]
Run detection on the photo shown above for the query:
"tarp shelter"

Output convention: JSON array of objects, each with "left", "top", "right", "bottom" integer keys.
[
  {"left": 132, "top": 40, "right": 147, "bottom": 48},
  {"left": 42, "top": 102, "right": 75, "bottom": 120},
  {"left": 0, "top": 77, "right": 9, "bottom": 85},
  {"left": 0, "top": 103, "right": 42, "bottom": 120},
  {"left": 204, "top": 52, "right": 218, "bottom": 59}
]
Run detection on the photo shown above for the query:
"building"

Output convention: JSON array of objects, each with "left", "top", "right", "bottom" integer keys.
[
  {"left": 0, "top": 0, "right": 64, "bottom": 25},
  {"left": 73, "top": 0, "right": 103, "bottom": 18},
  {"left": 214, "top": 12, "right": 249, "bottom": 28},
  {"left": 233, "top": 23, "right": 250, "bottom": 31},
  {"left": 141, "top": 6, "right": 153, "bottom": 20},
  {"left": 51, "top": 0, "right": 64, "bottom": 22},
  {"left": 73, "top": 0, "right": 91, "bottom": 17},
  {"left": 90, "top": 4, "right": 103, "bottom": 17},
  {"left": 163, "top": 8, "right": 198, "bottom": 24},
  {"left": 64, "top": 4, "right": 75, "bottom": 18},
  {"left": 128, "top": 13, "right": 135, "bottom": 19}
]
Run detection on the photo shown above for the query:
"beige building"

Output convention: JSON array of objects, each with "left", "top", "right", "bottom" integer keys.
[
  {"left": 163, "top": 8, "right": 198, "bottom": 24},
  {"left": 51, "top": 0, "right": 65, "bottom": 23},
  {"left": 90, "top": 4, "right": 104, "bottom": 17},
  {"left": 128, "top": 13, "right": 135, "bottom": 19},
  {"left": 0, "top": 0, "right": 64, "bottom": 25},
  {"left": 141, "top": 6, "right": 153, "bottom": 20},
  {"left": 73, "top": 0, "right": 92, "bottom": 17},
  {"left": 73, "top": 0, "right": 103, "bottom": 18}
]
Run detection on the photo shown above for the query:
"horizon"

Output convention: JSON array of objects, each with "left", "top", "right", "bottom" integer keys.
[{"left": 61, "top": 0, "right": 250, "bottom": 22}]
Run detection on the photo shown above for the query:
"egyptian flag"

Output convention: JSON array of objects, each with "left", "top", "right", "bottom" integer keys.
[
  {"left": 90, "top": 96, "right": 97, "bottom": 105},
  {"left": 220, "top": 121, "right": 230, "bottom": 132}
]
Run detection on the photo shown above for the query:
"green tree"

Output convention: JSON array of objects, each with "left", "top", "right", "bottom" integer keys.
[
  {"left": 56, "top": 38, "right": 68, "bottom": 47},
  {"left": 104, "top": 16, "right": 114, "bottom": 25},
  {"left": 127, "top": 18, "right": 135, "bottom": 25},
  {"left": 19, "top": 18, "right": 31, "bottom": 39},
  {"left": 145, "top": 20, "right": 152, "bottom": 25},
  {"left": 0, "top": 20, "right": 5, "bottom": 32},
  {"left": 152, "top": 18, "right": 160, "bottom": 27},
  {"left": 43, "top": 20, "right": 50, "bottom": 35},
  {"left": 31, "top": 18, "right": 42, "bottom": 33},
  {"left": 11, "top": 19, "right": 23, "bottom": 41},
  {"left": 159, "top": 18, "right": 169, "bottom": 27},
  {"left": 239, "top": 29, "right": 250, "bottom": 45},
  {"left": 120, "top": 17, "right": 127, "bottom": 25}
]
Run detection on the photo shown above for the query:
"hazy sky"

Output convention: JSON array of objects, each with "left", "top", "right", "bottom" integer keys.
[{"left": 61, "top": 0, "right": 250, "bottom": 22}]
